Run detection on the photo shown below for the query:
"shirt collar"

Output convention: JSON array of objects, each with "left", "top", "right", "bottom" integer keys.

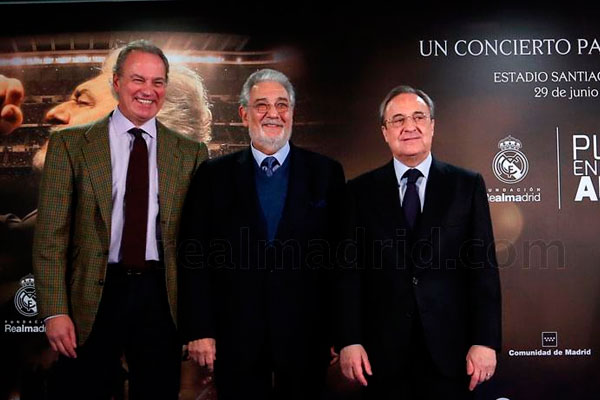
[
  {"left": 393, "top": 153, "right": 432, "bottom": 185},
  {"left": 111, "top": 107, "right": 157, "bottom": 138},
  {"left": 251, "top": 141, "right": 290, "bottom": 168}
]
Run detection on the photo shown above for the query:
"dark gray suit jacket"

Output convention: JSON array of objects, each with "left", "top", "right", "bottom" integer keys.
[
  {"left": 179, "top": 144, "right": 346, "bottom": 370},
  {"left": 336, "top": 157, "right": 501, "bottom": 377}
]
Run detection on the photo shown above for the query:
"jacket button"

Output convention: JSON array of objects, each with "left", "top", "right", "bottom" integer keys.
[
  {"left": 412, "top": 277, "right": 419, "bottom": 285},
  {"left": 98, "top": 279, "right": 104, "bottom": 286}
]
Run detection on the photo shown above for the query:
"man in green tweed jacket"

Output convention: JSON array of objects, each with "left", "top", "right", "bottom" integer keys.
[{"left": 32, "top": 40, "right": 207, "bottom": 399}]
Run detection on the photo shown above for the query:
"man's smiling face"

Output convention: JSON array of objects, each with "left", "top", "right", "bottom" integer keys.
[
  {"left": 112, "top": 50, "right": 167, "bottom": 126},
  {"left": 239, "top": 80, "right": 293, "bottom": 155}
]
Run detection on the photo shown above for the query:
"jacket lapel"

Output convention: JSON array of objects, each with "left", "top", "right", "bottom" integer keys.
[
  {"left": 415, "top": 157, "right": 452, "bottom": 239},
  {"left": 157, "top": 121, "right": 182, "bottom": 231},
  {"left": 376, "top": 161, "right": 407, "bottom": 230},
  {"left": 235, "top": 148, "right": 265, "bottom": 238},
  {"left": 81, "top": 116, "right": 113, "bottom": 233},
  {"left": 275, "top": 145, "right": 310, "bottom": 240}
]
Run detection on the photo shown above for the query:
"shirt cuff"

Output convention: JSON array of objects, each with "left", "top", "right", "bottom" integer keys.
[{"left": 44, "top": 314, "right": 68, "bottom": 323}]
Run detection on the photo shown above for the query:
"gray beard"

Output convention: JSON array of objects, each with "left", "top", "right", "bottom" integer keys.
[{"left": 251, "top": 127, "right": 292, "bottom": 154}]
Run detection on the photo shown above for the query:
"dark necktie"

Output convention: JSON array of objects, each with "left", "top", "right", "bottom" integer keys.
[
  {"left": 120, "top": 128, "right": 149, "bottom": 269},
  {"left": 261, "top": 156, "right": 280, "bottom": 177},
  {"left": 402, "top": 168, "right": 422, "bottom": 230}
]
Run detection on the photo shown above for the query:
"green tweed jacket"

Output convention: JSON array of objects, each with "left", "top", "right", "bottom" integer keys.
[{"left": 32, "top": 115, "right": 208, "bottom": 345}]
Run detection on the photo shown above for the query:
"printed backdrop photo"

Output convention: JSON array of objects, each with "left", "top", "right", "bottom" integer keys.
[{"left": 0, "top": 3, "right": 598, "bottom": 399}]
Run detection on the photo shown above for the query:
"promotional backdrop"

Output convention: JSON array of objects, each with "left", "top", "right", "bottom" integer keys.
[{"left": 0, "top": 3, "right": 598, "bottom": 399}]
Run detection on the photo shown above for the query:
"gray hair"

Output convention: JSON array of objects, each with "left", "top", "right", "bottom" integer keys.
[
  {"left": 379, "top": 85, "right": 435, "bottom": 126},
  {"left": 113, "top": 39, "right": 170, "bottom": 80},
  {"left": 159, "top": 65, "right": 212, "bottom": 143},
  {"left": 239, "top": 68, "right": 296, "bottom": 107}
]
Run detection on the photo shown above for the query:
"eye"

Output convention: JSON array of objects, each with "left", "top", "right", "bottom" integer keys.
[
  {"left": 74, "top": 94, "right": 93, "bottom": 107},
  {"left": 255, "top": 103, "right": 269, "bottom": 113},
  {"left": 275, "top": 102, "right": 289, "bottom": 113}
]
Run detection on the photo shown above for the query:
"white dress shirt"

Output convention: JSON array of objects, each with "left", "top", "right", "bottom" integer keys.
[
  {"left": 250, "top": 141, "right": 290, "bottom": 167},
  {"left": 108, "top": 107, "right": 160, "bottom": 263},
  {"left": 392, "top": 153, "right": 433, "bottom": 211}
]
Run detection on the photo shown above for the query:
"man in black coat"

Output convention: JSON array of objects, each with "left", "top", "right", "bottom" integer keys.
[
  {"left": 179, "top": 69, "right": 345, "bottom": 400},
  {"left": 337, "top": 86, "right": 501, "bottom": 399}
]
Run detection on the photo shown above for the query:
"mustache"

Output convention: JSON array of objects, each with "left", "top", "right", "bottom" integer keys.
[{"left": 262, "top": 117, "right": 284, "bottom": 125}]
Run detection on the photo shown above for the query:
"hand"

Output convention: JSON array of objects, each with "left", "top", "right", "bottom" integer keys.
[
  {"left": 329, "top": 346, "right": 339, "bottom": 366},
  {"left": 340, "top": 344, "right": 372, "bottom": 386},
  {"left": 0, "top": 75, "right": 24, "bottom": 135},
  {"left": 466, "top": 345, "right": 497, "bottom": 391},
  {"left": 45, "top": 315, "right": 77, "bottom": 358},
  {"left": 187, "top": 338, "right": 216, "bottom": 372}
]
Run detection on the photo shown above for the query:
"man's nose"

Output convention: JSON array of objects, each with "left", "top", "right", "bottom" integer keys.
[
  {"left": 139, "top": 81, "right": 155, "bottom": 94},
  {"left": 265, "top": 104, "right": 280, "bottom": 118},
  {"left": 44, "top": 103, "right": 70, "bottom": 125},
  {"left": 402, "top": 116, "right": 418, "bottom": 130}
]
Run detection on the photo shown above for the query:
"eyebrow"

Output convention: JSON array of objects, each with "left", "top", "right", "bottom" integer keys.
[
  {"left": 73, "top": 88, "right": 91, "bottom": 98},
  {"left": 391, "top": 111, "right": 427, "bottom": 117},
  {"left": 129, "top": 73, "right": 166, "bottom": 81},
  {"left": 253, "top": 97, "right": 290, "bottom": 103}
]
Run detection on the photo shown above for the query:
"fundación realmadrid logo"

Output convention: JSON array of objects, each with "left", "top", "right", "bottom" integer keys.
[
  {"left": 5, "top": 274, "right": 44, "bottom": 334},
  {"left": 14, "top": 274, "right": 38, "bottom": 317},
  {"left": 492, "top": 135, "right": 529, "bottom": 184}
]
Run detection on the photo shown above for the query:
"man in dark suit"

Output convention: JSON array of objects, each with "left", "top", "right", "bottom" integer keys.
[
  {"left": 33, "top": 40, "right": 208, "bottom": 399},
  {"left": 337, "top": 86, "right": 501, "bottom": 399},
  {"left": 180, "top": 68, "right": 345, "bottom": 399}
]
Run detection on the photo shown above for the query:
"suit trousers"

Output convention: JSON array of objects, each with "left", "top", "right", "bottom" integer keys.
[
  {"left": 364, "top": 314, "right": 473, "bottom": 400},
  {"left": 47, "top": 264, "right": 181, "bottom": 400},
  {"left": 214, "top": 338, "right": 327, "bottom": 400}
]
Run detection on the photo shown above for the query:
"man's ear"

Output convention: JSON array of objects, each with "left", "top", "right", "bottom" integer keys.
[
  {"left": 381, "top": 125, "right": 389, "bottom": 143},
  {"left": 239, "top": 106, "right": 249, "bottom": 127},
  {"left": 112, "top": 73, "right": 120, "bottom": 92}
]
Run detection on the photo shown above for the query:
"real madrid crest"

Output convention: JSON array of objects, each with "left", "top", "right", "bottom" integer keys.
[
  {"left": 492, "top": 135, "right": 529, "bottom": 184},
  {"left": 14, "top": 274, "right": 38, "bottom": 317}
]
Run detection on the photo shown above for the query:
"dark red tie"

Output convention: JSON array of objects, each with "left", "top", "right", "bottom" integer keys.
[{"left": 120, "top": 128, "right": 149, "bottom": 269}]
